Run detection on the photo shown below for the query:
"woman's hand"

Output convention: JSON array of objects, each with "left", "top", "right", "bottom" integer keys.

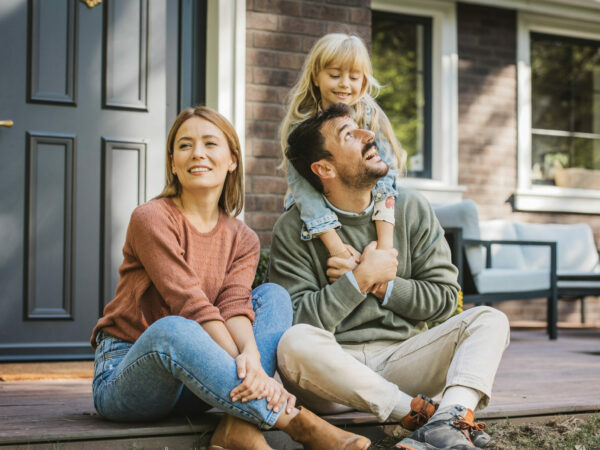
[
  {"left": 263, "top": 378, "right": 296, "bottom": 413},
  {"left": 326, "top": 244, "right": 361, "bottom": 283},
  {"left": 230, "top": 350, "right": 271, "bottom": 403}
]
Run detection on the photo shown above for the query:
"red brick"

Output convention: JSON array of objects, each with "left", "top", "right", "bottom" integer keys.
[
  {"left": 278, "top": 16, "right": 326, "bottom": 36},
  {"left": 246, "top": 85, "right": 280, "bottom": 102},
  {"left": 252, "top": 67, "right": 298, "bottom": 87},
  {"left": 252, "top": 0, "right": 302, "bottom": 17},
  {"left": 252, "top": 103, "right": 286, "bottom": 121},
  {"left": 245, "top": 194, "right": 283, "bottom": 212},
  {"left": 278, "top": 52, "right": 305, "bottom": 70},
  {"left": 247, "top": 11, "right": 278, "bottom": 31},
  {"left": 251, "top": 176, "right": 287, "bottom": 194},
  {"left": 246, "top": 157, "right": 279, "bottom": 175},
  {"left": 247, "top": 121, "right": 278, "bottom": 140},
  {"left": 301, "top": 3, "right": 349, "bottom": 21},
  {"left": 254, "top": 31, "right": 303, "bottom": 52},
  {"left": 246, "top": 48, "right": 278, "bottom": 67},
  {"left": 350, "top": 8, "right": 371, "bottom": 25},
  {"left": 250, "top": 139, "right": 283, "bottom": 158}
]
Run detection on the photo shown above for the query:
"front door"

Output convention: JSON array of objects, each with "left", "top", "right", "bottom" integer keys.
[{"left": 0, "top": 0, "right": 178, "bottom": 360}]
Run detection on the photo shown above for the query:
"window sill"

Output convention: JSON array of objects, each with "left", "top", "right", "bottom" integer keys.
[
  {"left": 398, "top": 178, "right": 466, "bottom": 205},
  {"left": 514, "top": 186, "right": 600, "bottom": 214}
]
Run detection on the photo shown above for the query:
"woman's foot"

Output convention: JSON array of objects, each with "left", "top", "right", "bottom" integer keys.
[
  {"left": 282, "top": 406, "right": 371, "bottom": 450},
  {"left": 208, "top": 414, "right": 273, "bottom": 450}
]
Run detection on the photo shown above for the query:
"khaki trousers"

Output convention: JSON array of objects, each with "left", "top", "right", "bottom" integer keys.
[{"left": 277, "top": 306, "right": 510, "bottom": 422}]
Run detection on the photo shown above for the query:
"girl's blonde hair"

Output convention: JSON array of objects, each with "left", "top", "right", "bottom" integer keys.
[
  {"left": 280, "top": 33, "right": 404, "bottom": 172},
  {"left": 156, "top": 106, "right": 244, "bottom": 217}
]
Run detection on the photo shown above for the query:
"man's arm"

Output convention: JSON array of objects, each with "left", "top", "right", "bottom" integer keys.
[{"left": 269, "top": 213, "right": 367, "bottom": 332}]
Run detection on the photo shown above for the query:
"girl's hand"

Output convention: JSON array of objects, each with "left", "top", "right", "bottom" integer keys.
[
  {"left": 264, "top": 378, "right": 297, "bottom": 414},
  {"left": 230, "top": 351, "right": 271, "bottom": 403},
  {"left": 326, "top": 244, "right": 361, "bottom": 283}
]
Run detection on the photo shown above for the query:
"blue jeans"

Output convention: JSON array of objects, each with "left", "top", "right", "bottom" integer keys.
[{"left": 92, "top": 283, "right": 292, "bottom": 429}]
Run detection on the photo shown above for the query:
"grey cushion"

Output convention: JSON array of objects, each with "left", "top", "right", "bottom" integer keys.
[
  {"left": 479, "top": 220, "right": 527, "bottom": 270},
  {"left": 474, "top": 268, "right": 551, "bottom": 293},
  {"left": 433, "top": 200, "right": 483, "bottom": 275},
  {"left": 515, "top": 223, "right": 599, "bottom": 272}
]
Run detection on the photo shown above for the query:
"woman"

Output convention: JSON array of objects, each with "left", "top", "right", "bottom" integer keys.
[{"left": 91, "top": 106, "right": 370, "bottom": 450}]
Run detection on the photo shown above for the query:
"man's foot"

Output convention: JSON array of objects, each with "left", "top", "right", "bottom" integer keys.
[
  {"left": 395, "top": 404, "right": 486, "bottom": 449},
  {"left": 400, "top": 394, "right": 436, "bottom": 431}
]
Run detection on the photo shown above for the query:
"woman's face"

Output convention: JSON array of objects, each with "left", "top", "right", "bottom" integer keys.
[{"left": 171, "top": 116, "right": 236, "bottom": 196}]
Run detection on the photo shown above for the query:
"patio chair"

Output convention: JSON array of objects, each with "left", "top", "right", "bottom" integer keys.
[{"left": 434, "top": 200, "right": 558, "bottom": 340}]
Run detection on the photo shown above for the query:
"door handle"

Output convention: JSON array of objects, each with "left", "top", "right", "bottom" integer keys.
[{"left": 0, "top": 120, "right": 14, "bottom": 127}]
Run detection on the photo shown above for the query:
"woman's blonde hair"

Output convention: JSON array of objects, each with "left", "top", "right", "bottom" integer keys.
[
  {"left": 280, "top": 33, "right": 404, "bottom": 172},
  {"left": 156, "top": 106, "right": 244, "bottom": 217}
]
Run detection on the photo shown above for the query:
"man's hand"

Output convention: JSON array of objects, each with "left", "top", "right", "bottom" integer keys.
[
  {"left": 353, "top": 241, "right": 398, "bottom": 293},
  {"left": 326, "top": 244, "right": 361, "bottom": 283}
]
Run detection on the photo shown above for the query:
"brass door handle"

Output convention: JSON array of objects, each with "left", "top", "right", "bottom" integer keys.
[{"left": 0, "top": 120, "right": 14, "bottom": 127}]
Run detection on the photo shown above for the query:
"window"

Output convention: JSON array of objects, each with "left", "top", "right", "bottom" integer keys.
[
  {"left": 530, "top": 33, "right": 600, "bottom": 189},
  {"left": 371, "top": 0, "right": 461, "bottom": 204},
  {"left": 372, "top": 12, "right": 432, "bottom": 178},
  {"left": 516, "top": 12, "right": 600, "bottom": 213}
]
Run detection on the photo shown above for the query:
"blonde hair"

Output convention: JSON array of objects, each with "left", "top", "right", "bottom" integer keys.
[
  {"left": 156, "top": 106, "right": 244, "bottom": 217},
  {"left": 280, "top": 33, "right": 404, "bottom": 172}
]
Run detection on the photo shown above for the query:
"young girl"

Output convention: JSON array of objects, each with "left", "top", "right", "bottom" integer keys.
[{"left": 280, "top": 33, "right": 404, "bottom": 261}]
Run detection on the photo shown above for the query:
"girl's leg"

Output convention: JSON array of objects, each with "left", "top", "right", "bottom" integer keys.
[
  {"left": 374, "top": 196, "right": 395, "bottom": 250},
  {"left": 251, "top": 283, "right": 293, "bottom": 376},
  {"left": 92, "top": 316, "right": 281, "bottom": 428},
  {"left": 375, "top": 219, "right": 394, "bottom": 250}
]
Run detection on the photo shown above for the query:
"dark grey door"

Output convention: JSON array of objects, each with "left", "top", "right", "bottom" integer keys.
[{"left": 0, "top": 0, "right": 178, "bottom": 360}]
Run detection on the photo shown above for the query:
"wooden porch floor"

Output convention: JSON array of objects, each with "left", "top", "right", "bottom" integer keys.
[{"left": 1, "top": 328, "right": 599, "bottom": 449}]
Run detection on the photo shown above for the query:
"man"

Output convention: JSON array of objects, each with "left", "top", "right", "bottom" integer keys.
[{"left": 269, "top": 103, "right": 509, "bottom": 449}]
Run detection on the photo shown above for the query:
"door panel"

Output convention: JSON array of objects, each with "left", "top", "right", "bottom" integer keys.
[{"left": 0, "top": 0, "right": 176, "bottom": 360}]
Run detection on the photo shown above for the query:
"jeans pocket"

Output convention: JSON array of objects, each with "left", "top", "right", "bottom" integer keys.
[{"left": 94, "top": 336, "right": 132, "bottom": 383}]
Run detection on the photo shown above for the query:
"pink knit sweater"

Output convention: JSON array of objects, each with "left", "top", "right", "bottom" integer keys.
[{"left": 91, "top": 198, "right": 259, "bottom": 348}]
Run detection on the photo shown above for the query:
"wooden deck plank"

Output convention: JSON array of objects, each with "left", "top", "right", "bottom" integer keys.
[{"left": 0, "top": 329, "right": 599, "bottom": 445}]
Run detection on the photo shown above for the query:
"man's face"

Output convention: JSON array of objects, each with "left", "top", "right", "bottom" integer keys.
[{"left": 320, "top": 116, "right": 389, "bottom": 190}]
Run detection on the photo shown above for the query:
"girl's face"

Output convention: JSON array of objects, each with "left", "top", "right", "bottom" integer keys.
[
  {"left": 171, "top": 116, "right": 236, "bottom": 196},
  {"left": 314, "top": 65, "right": 365, "bottom": 109}
]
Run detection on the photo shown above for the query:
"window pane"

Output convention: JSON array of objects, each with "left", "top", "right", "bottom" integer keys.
[
  {"left": 372, "top": 12, "right": 431, "bottom": 178},
  {"left": 531, "top": 36, "right": 571, "bottom": 86},
  {"left": 531, "top": 134, "right": 570, "bottom": 184},
  {"left": 532, "top": 84, "right": 570, "bottom": 130},
  {"left": 573, "top": 91, "right": 600, "bottom": 133},
  {"left": 530, "top": 33, "right": 600, "bottom": 190}
]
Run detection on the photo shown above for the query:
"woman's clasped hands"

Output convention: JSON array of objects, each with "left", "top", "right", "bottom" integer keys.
[{"left": 230, "top": 350, "right": 296, "bottom": 414}]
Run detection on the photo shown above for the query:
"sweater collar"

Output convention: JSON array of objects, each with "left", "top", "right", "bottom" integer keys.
[{"left": 323, "top": 195, "right": 374, "bottom": 219}]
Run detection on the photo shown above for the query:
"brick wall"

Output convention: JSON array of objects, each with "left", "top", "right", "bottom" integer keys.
[
  {"left": 245, "top": 0, "right": 371, "bottom": 246},
  {"left": 457, "top": 2, "right": 600, "bottom": 324}
]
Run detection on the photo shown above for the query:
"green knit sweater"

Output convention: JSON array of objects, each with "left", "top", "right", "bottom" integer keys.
[{"left": 269, "top": 188, "right": 460, "bottom": 344}]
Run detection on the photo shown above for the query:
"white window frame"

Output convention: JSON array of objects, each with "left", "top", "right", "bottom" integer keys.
[
  {"left": 205, "top": 0, "right": 246, "bottom": 217},
  {"left": 372, "top": 0, "right": 464, "bottom": 205},
  {"left": 515, "top": 12, "right": 600, "bottom": 214}
]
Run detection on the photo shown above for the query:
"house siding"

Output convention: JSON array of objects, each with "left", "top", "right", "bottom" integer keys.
[{"left": 244, "top": 0, "right": 600, "bottom": 324}]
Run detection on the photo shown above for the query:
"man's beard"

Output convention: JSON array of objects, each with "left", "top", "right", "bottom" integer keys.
[{"left": 337, "top": 142, "right": 389, "bottom": 190}]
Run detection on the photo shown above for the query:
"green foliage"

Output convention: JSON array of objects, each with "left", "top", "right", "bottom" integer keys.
[{"left": 252, "top": 248, "right": 271, "bottom": 289}]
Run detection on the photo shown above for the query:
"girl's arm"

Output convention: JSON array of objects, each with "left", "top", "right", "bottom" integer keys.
[
  {"left": 202, "top": 320, "right": 240, "bottom": 358},
  {"left": 288, "top": 162, "right": 349, "bottom": 257}
]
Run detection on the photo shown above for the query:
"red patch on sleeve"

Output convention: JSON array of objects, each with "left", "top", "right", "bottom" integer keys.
[{"left": 385, "top": 197, "right": 395, "bottom": 209}]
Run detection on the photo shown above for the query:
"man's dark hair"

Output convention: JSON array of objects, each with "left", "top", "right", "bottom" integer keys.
[{"left": 285, "top": 103, "right": 353, "bottom": 193}]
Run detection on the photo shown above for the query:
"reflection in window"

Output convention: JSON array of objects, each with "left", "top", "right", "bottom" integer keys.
[
  {"left": 372, "top": 12, "right": 432, "bottom": 178},
  {"left": 531, "top": 33, "right": 600, "bottom": 189}
]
